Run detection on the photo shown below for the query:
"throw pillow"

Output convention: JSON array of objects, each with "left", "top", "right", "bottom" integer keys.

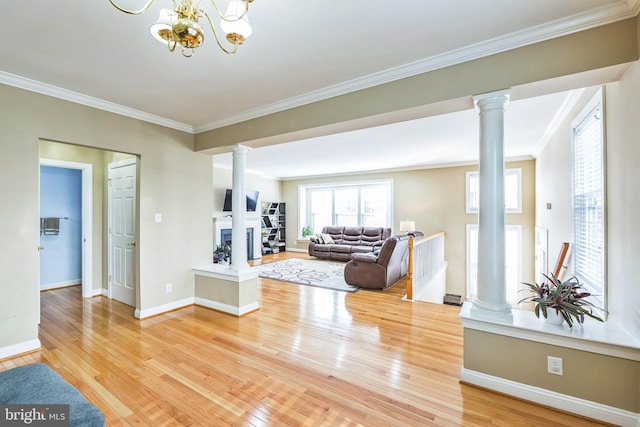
[
  {"left": 321, "top": 233, "right": 335, "bottom": 244},
  {"left": 315, "top": 233, "right": 325, "bottom": 244}
]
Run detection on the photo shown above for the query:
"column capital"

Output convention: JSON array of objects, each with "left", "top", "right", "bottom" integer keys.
[
  {"left": 473, "top": 89, "right": 510, "bottom": 111},
  {"left": 230, "top": 144, "right": 251, "bottom": 155}
]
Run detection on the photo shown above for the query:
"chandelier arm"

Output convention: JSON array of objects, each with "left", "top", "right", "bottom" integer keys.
[
  {"left": 204, "top": 0, "right": 249, "bottom": 22},
  {"left": 108, "top": 0, "right": 156, "bottom": 15},
  {"left": 203, "top": 11, "right": 239, "bottom": 55}
]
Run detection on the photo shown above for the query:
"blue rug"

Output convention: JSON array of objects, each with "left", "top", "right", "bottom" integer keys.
[{"left": 0, "top": 363, "right": 105, "bottom": 426}]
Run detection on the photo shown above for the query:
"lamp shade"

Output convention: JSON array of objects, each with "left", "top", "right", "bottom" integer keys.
[
  {"left": 399, "top": 220, "right": 415, "bottom": 232},
  {"left": 149, "top": 8, "right": 174, "bottom": 44},
  {"left": 220, "top": 0, "right": 252, "bottom": 39}
]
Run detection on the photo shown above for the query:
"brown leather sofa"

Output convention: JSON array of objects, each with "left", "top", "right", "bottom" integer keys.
[
  {"left": 343, "top": 234, "right": 410, "bottom": 289},
  {"left": 308, "top": 226, "right": 391, "bottom": 261}
]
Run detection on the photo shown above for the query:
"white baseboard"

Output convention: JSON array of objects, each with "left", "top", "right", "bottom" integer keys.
[
  {"left": 134, "top": 297, "right": 194, "bottom": 319},
  {"left": 0, "top": 339, "right": 41, "bottom": 360},
  {"left": 194, "top": 297, "right": 259, "bottom": 316},
  {"left": 40, "top": 279, "right": 81, "bottom": 291},
  {"left": 285, "top": 247, "right": 307, "bottom": 253},
  {"left": 93, "top": 288, "right": 107, "bottom": 297},
  {"left": 461, "top": 368, "right": 640, "bottom": 427}
]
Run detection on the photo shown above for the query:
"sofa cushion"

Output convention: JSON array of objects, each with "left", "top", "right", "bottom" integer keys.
[
  {"left": 341, "top": 227, "right": 364, "bottom": 245},
  {"left": 360, "top": 227, "right": 386, "bottom": 246},
  {"left": 313, "top": 243, "right": 331, "bottom": 253},
  {"left": 350, "top": 245, "right": 374, "bottom": 254},
  {"left": 323, "top": 226, "right": 345, "bottom": 243},
  {"left": 330, "top": 244, "right": 352, "bottom": 253}
]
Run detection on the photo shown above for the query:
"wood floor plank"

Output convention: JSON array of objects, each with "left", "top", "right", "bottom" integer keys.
[{"left": 1, "top": 253, "right": 611, "bottom": 426}]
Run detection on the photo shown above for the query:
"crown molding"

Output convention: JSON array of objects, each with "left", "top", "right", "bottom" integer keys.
[
  {"left": 195, "top": 0, "right": 639, "bottom": 133},
  {"left": 1, "top": 1, "right": 637, "bottom": 135},
  {"left": 0, "top": 71, "right": 194, "bottom": 134}
]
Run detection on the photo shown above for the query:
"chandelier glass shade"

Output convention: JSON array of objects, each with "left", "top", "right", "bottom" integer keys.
[{"left": 108, "top": 0, "right": 254, "bottom": 57}]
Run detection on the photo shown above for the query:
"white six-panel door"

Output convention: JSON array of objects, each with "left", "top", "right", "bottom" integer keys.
[{"left": 108, "top": 159, "right": 137, "bottom": 307}]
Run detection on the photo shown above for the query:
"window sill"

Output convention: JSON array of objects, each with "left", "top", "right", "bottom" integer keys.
[{"left": 460, "top": 302, "right": 640, "bottom": 361}]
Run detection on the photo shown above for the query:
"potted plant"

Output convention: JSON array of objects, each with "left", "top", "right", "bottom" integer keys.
[
  {"left": 302, "top": 225, "right": 313, "bottom": 238},
  {"left": 518, "top": 274, "right": 604, "bottom": 327}
]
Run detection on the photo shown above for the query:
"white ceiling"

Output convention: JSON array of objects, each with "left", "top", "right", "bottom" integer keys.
[{"left": 1, "top": 1, "right": 638, "bottom": 179}]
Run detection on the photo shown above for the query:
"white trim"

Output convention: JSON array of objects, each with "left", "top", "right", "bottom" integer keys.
[
  {"left": 134, "top": 298, "right": 195, "bottom": 319},
  {"left": 0, "top": 71, "right": 193, "bottom": 134},
  {"left": 193, "top": 265, "right": 259, "bottom": 282},
  {"left": 0, "top": 339, "right": 41, "bottom": 360},
  {"left": 40, "top": 159, "right": 93, "bottom": 299},
  {"left": 461, "top": 368, "right": 640, "bottom": 427},
  {"left": 460, "top": 302, "right": 640, "bottom": 361},
  {"left": 194, "top": 297, "right": 260, "bottom": 317},
  {"left": 40, "top": 279, "right": 81, "bottom": 291},
  {"left": 1, "top": 2, "right": 635, "bottom": 134},
  {"left": 195, "top": 1, "right": 638, "bottom": 133}
]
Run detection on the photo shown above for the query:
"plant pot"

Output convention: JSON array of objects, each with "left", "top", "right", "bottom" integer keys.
[{"left": 545, "top": 309, "right": 564, "bottom": 325}]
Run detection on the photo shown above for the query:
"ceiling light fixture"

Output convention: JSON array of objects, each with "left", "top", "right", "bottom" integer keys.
[{"left": 108, "top": 0, "right": 254, "bottom": 58}]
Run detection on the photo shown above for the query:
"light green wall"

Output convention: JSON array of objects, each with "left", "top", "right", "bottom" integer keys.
[
  {"left": 281, "top": 159, "right": 536, "bottom": 298},
  {"left": 0, "top": 84, "right": 213, "bottom": 350},
  {"left": 464, "top": 330, "right": 639, "bottom": 412},
  {"left": 212, "top": 165, "right": 282, "bottom": 217}
]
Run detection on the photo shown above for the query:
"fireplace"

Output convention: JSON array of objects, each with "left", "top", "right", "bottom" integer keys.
[
  {"left": 213, "top": 217, "right": 262, "bottom": 261},
  {"left": 220, "top": 228, "right": 254, "bottom": 261}
]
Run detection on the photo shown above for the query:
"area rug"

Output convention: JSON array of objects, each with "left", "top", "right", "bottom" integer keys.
[{"left": 257, "top": 258, "right": 360, "bottom": 292}]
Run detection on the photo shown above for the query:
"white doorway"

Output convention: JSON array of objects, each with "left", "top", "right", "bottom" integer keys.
[
  {"left": 108, "top": 158, "right": 137, "bottom": 307},
  {"left": 39, "top": 159, "right": 93, "bottom": 299}
]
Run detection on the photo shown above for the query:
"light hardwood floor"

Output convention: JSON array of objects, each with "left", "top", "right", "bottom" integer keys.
[{"left": 2, "top": 252, "right": 608, "bottom": 426}]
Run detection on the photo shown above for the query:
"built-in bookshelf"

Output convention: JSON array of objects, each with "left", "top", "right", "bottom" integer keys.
[{"left": 261, "top": 202, "right": 286, "bottom": 255}]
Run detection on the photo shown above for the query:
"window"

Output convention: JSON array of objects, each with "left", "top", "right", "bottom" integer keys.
[
  {"left": 466, "top": 224, "right": 522, "bottom": 306},
  {"left": 572, "top": 89, "right": 606, "bottom": 302},
  {"left": 466, "top": 168, "right": 522, "bottom": 214},
  {"left": 299, "top": 180, "right": 393, "bottom": 236}
]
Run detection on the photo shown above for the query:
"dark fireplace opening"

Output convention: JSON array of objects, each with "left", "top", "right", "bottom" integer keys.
[{"left": 220, "top": 228, "right": 254, "bottom": 260}]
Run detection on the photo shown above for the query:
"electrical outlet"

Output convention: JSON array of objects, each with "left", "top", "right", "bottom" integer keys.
[
  {"left": 165, "top": 283, "right": 173, "bottom": 294},
  {"left": 547, "top": 356, "right": 563, "bottom": 376}
]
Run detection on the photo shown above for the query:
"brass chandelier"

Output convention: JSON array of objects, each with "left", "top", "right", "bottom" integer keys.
[{"left": 108, "top": 0, "right": 254, "bottom": 57}]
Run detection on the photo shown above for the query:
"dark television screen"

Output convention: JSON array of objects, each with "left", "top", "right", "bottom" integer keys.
[{"left": 223, "top": 189, "right": 259, "bottom": 212}]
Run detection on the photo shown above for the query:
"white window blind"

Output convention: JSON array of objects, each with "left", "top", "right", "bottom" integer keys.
[{"left": 572, "top": 90, "right": 605, "bottom": 298}]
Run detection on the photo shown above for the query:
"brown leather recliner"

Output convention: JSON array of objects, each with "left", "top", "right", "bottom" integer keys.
[{"left": 343, "top": 234, "right": 410, "bottom": 289}]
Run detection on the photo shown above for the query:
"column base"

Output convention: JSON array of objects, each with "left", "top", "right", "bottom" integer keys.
[{"left": 470, "top": 299, "right": 514, "bottom": 323}]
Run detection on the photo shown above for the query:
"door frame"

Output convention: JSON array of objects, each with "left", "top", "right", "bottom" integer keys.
[{"left": 39, "top": 158, "right": 93, "bottom": 298}]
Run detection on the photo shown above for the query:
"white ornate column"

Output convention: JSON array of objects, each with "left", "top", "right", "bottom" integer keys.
[
  {"left": 472, "top": 89, "right": 512, "bottom": 320},
  {"left": 230, "top": 144, "right": 250, "bottom": 271}
]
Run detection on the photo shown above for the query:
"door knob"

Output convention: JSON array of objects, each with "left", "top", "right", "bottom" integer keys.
[
  {"left": 38, "top": 246, "right": 44, "bottom": 251},
  {"left": 128, "top": 242, "right": 136, "bottom": 247}
]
